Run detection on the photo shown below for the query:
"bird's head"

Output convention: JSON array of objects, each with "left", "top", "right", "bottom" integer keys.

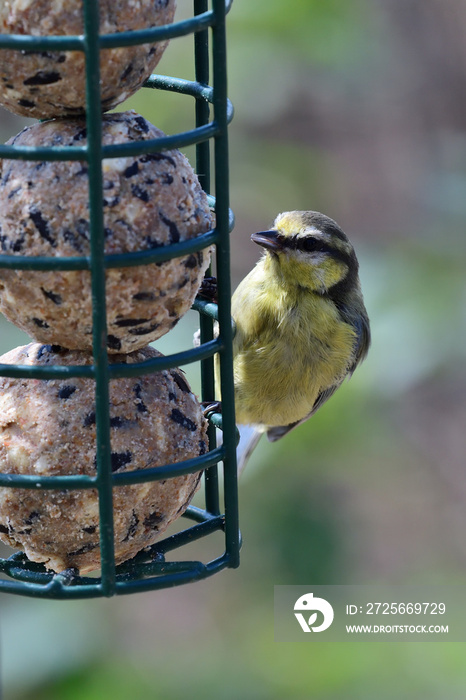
[{"left": 251, "top": 210, "right": 359, "bottom": 296}]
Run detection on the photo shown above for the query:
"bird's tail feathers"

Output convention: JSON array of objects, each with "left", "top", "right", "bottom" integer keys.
[{"left": 236, "top": 425, "right": 263, "bottom": 476}]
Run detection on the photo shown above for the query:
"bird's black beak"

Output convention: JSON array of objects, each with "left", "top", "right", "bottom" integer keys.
[{"left": 250, "top": 230, "right": 283, "bottom": 252}]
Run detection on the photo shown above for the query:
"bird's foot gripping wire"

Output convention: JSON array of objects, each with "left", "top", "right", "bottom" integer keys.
[
  {"left": 201, "top": 402, "right": 261, "bottom": 477},
  {"left": 198, "top": 276, "right": 218, "bottom": 303},
  {"left": 201, "top": 400, "right": 222, "bottom": 419}
]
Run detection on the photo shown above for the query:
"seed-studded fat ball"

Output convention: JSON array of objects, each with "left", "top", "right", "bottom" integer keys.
[
  {"left": 0, "top": 343, "right": 208, "bottom": 574},
  {"left": 0, "top": 0, "right": 176, "bottom": 119},
  {"left": 0, "top": 111, "right": 212, "bottom": 353}
]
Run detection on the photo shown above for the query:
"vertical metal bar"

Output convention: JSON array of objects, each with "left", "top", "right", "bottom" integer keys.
[
  {"left": 195, "top": 0, "right": 220, "bottom": 516},
  {"left": 194, "top": 0, "right": 211, "bottom": 194},
  {"left": 212, "top": 0, "right": 240, "bottom": 566},
  {"left": 83, "top": 0, "right": 116, "bottom": 595}
]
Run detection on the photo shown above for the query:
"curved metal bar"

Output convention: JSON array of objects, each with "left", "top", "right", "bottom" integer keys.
[
  {"left": 192, "top": 297, "right": 219, "bottom": 321},
  {"left": 111, "top": 446, "right": 225, "bottom": 485},
  {"left": 102, "top": 121, "right": 219, "bottom": 157},
  {"left": 0, "top": 77, "right": 233, "bottom": 161},
  {"left": 0, "top": 0, "right": 233, "bottom": 51},
  {"left": 0, "top": 207, "right": 234, "bottom": 271},
  {"left": 0, "top": 34, "right": 84, "bottom": 51},
  {"left": 0, "top": 336, "right": 222, "bottom": 381},
  {"left": 0, "top": 197, "right": 234, "bottom": 270},
  {"left": 108, "top": 338, "right": 223, "bottom": 378},
  {"left": 0, "top": 123, "right": 218, "bottom": 162},
  {"left": 0, "top": 362, "right": 95, "bottom": 380},
  {"left": 0, "top": 127, "right": 219, "bottom": 160},
  {"left": 100, "top": 0, "right": 233, "bottom": 48},
  {"left": 0, "top": 143, "right": 87, "bottom": 161},
  {"left": 0, "top": 228, "right": 217, "bottom": 270},
  {"left": 0, "top": 0, "right": 233, "bottom": 52},
  {"left": 0, "top": 550, "right": 232, "bottom": 599},
  {"left": 0, "top": 445, "right": 225, "bottom": 489},
  {"left": 113, "top": 553, "right": 230, "bottom": 595},
  {"left": 99, "top": 11, "right": 215, "bottom": 48},
  {"left": 0, "top": 506, "right": 237, "bottom": 598},
  {"left": 144, "top": 74, "right": 215, "bottom": 99},
  {"left": 0, "top": 472, "right": 97, "bottom": 489},
  {"left": 143, "top": 75, "right": 234, "bottom": 125},
  {"left": 0, "top": 123, "right": 217, "bottom": 161},
  {"left": 102, "top": 228, "right": 218, "bottom": 269},
  {"left": 0, "top": 508, "right": 225, "bottom": 585}
]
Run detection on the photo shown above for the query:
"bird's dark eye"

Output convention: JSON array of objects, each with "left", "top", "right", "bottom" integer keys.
[{"left": 299, "top": 237, "right": 328, "bottom": 254}]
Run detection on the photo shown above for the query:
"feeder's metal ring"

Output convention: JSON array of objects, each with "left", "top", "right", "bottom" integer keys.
[
  {"left": 0, "top": 76, "right": 234, "bottom": 161},
  {"left": 0, "top": 445, "right": 226, "bottom": 490},
  {"left": 0, "top": 0, "right": 233, "bottom": 51},
  {"left": 0, "top": 507, "right": 237, "bottom": 599}
]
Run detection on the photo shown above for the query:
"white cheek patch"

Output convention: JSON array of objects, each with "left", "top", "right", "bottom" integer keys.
[
  {"left": 290, "top": 248, "right": 346, "bottom": 291},
  {"left": 288, "top": 248, "right": 329, "bottom": 289},
  {"left": 293, "top": 248, "right": 327, "bottom": 264},
  {"left": 309, "top": 259, "right": 330, "bottom": 288}
]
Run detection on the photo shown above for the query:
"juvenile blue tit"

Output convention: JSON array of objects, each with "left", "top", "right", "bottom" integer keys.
[{"left": 229, "top": 210, "right": 370, "bottom": 465}]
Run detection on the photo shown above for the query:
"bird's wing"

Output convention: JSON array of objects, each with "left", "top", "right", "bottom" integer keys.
[
  {"left": 266, "top": 382, "right": 342, "bottom": 442},
  {"left": 347, "top": 312, "right": 371, "bottom": 374},
  {"left": 266, "top": 313, "right": 370, "bottom": 443}
]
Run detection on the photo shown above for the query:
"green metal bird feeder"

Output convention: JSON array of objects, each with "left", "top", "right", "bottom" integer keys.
[{"left": 0, "top": 0, "right": 240, "bottom": 599}]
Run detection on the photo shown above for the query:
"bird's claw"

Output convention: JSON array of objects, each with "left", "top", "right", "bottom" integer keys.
[
  {"left": 198, "top": 276, "right": 218, "bottom": 303},
  {"left": 202, "top": 400, "right": 222, "bottom": 418}
]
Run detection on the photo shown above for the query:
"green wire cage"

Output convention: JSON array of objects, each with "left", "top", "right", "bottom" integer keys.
[{"left": 0, "top": 0, "right": 240, "bottom": 599}]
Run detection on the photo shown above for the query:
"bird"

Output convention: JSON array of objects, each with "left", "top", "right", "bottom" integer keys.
[{"left": 202, "top": 210, "right": 370, "bottom": 473}]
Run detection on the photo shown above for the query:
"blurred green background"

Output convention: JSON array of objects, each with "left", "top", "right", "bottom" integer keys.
[{"left": 2, "top": 0, "right": 466, "bottom": 697}]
